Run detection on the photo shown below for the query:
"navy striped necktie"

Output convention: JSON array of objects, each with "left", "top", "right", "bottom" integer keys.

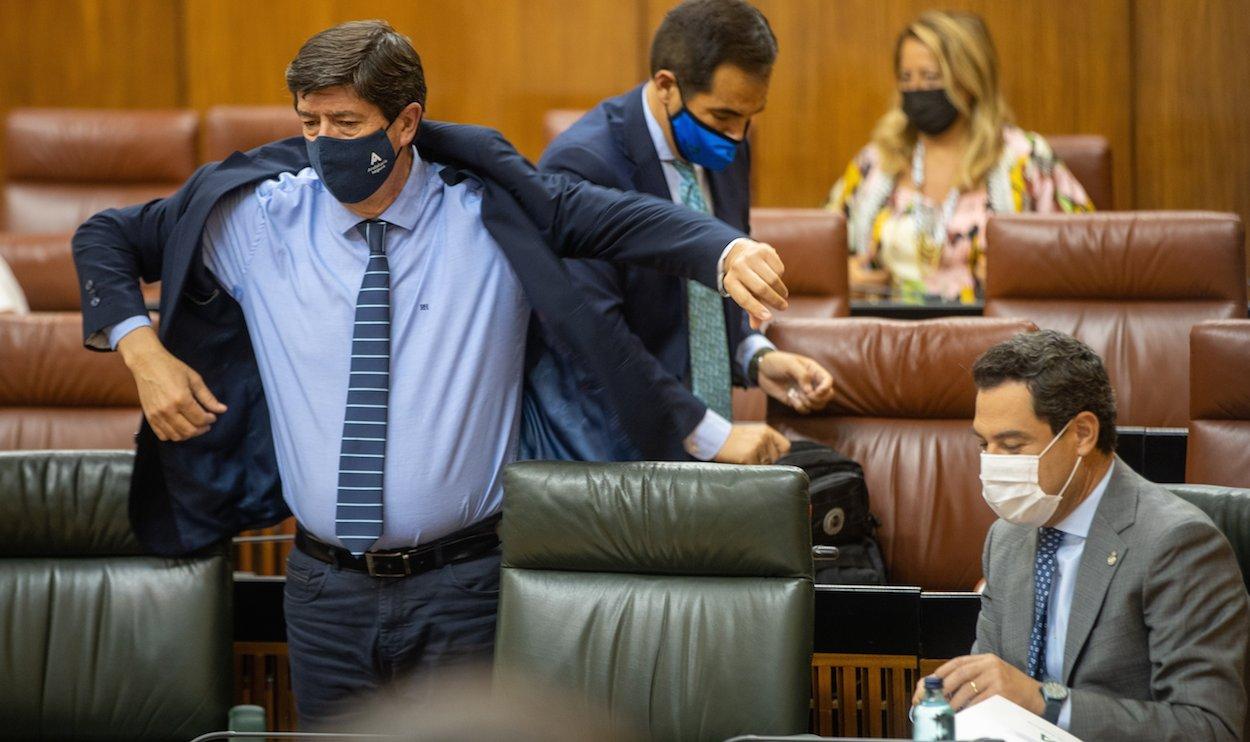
[{"left": 335, "top": 219, "right": 391, "bottom": 555}]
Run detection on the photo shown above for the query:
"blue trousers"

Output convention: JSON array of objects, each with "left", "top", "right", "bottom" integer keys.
[{"left": 282, "top": 545, "right": 502, "bottom": 728}]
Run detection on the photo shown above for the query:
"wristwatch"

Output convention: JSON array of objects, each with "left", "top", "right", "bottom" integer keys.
[
  {"left": 1039, "top": 680, "right": 1069, "bottom": 724},
  {"left": 747, "top": 347, "right": 774, "bottom": 385}
]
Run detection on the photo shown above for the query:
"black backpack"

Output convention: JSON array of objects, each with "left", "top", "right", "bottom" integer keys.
[{"left": 776, "top": 440, "right": 887, "bottom": 585}]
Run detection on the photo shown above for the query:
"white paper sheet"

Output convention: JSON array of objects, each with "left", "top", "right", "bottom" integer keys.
[{"left": 955, "top": 694, "right": 1084, "bottom": 742}]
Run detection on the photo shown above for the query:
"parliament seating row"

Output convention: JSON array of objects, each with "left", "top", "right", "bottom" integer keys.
[
  {"left": 542, "top": 108, "right": 1116, "bottom": 210},
  {"left": 1, "top": 106, "right": 303, "bottom": 232},
  {"left": 2, "top": 308, "right": 1248, "bottom": 589}
]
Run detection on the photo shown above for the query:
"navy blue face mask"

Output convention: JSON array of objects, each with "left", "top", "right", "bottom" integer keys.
[
  {"left": 668, "top": 96, "right": 745, "bottom": 172},
  {"left": 306, "top": 122, "right": 398, "bottom": 204}
]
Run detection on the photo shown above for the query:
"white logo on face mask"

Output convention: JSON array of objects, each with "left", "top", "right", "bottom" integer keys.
[
  {"left": 367, "top": 152, "right": 388, "bottom": 174},
  {"left": 979, "top": 420, "right": 1083, "bottom": 526}
]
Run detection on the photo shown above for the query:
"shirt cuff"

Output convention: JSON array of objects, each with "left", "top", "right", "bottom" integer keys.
[
  {"left": 735, "top": 334, "right": 776, "bottom": 384},
  {"left": 717, "top": 237, "right": 750, "bottom": 296},
  {"left": 106, "top": 315, "right": 153, "bottom": 350},
  {"left": 683, "top": 409, "right": 733, "bottom": 461},
  {"left": 1056, "top": 697, "right": 1072, "bottom": 730}
]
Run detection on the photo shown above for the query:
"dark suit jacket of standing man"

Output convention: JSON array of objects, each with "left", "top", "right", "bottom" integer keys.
[
  {"left": 72, "top": 120, "right": 746, "bottom": 556},
  {"left": 975, "top": 458, "right": 1250, "bottom": 740},
  {"left": 523, "top": 83, "right": 761, "bottom": 461}
]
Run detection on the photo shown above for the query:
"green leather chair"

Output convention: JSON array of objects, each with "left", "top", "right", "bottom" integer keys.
[
  {"left": 496, "top": 461, "right": 814, "bottom": 742},
  {"left": 0, "top": 451, "right": 257, "bottom": 740},
  {"left": 1167, "top": 484, "right": 1250, "bottom": 593}
]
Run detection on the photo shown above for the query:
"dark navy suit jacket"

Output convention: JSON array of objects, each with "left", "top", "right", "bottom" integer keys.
[
  {"left": 521, "top": 84, "right": 759, "bottom": 461},
  {"left": 72, "top": 121, "right": 743, "bottom": 555}
]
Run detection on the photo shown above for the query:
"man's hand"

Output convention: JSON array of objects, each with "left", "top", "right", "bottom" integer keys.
[
  {"left": 758, "top": 351, "right": 834, "bottom": 413},
  {"left": 118, "top": 326, "right": 228, "bottom": 442},
  {"left": 713, "top": 423, "right": 791, "bottom": 465},
  {"left": 723, "top": 239, "right": 788, "bottom": 327},
  {"left": 911, "top": 654, "right": 1044, "bottom": 715}
]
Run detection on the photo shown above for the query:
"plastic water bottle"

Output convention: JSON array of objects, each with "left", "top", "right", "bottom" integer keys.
[{"left": 912, "top": 675, "right": 955, "bottom": 740}]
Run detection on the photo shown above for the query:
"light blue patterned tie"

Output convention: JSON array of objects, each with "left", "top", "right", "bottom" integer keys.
[
  {"left": 1026, "top": 527, "right": 1065, "bottom": 679},
  {"left": 671, "top": 160, "right": 732, "bottom": 420},
  {"left": 335, "top": 220, "right": 390, "bottom": 556}
]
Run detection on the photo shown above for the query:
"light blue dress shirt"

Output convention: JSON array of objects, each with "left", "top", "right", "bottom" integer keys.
[
  {"left": 111, "top": 150, "right": 529, "bottom": 549},
  {"left": 639, "top": 88, "right": 774, "bottom": 459},
  {"left": 1044, "top": 459, "right": 1115, "bottom": 729}
]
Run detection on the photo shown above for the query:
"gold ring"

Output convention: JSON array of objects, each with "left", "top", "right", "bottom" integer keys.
[{"left": 969, "top": 681, "right": 979, "bottom": 695}]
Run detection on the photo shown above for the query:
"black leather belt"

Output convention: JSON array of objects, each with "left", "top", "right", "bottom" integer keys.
[{"left": 295, "top": 516, "right": 501, "bottom": 578}]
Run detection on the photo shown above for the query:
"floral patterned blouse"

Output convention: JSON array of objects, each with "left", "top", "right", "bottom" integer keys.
[{"left": 827, "top": 126, "right": 1094, "bottom": 301}]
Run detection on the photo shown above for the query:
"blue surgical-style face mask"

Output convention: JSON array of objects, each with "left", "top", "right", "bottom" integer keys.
[
  {"left": 306, "top": 122, "right": 397, "bottom": 204},
  {"left": 668, "top": 94, "right": 744, "bottom": 172}
]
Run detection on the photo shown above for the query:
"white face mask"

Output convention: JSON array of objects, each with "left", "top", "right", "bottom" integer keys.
[{"left": 979, "top": 420, "right": 1083, "bottom": 526}]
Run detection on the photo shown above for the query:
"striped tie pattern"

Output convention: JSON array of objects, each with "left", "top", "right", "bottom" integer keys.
[
  {"left": 672, "top": 160, "right": 733, "bottom": 420},
  {"left": 335, "top": 220, "right": 391, "bottom": 555},
  {"left": 1026, "top": 526, "right": 1065, "bottom": 679}
]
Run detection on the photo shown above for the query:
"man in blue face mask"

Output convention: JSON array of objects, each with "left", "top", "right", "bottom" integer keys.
[{"left": 524, "top": 0, "right": 835, "bottom": 466}]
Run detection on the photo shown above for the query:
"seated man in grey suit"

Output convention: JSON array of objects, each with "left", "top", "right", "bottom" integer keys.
[{"left": 916, "top": 330, "right": 1249, "bottom": 740}]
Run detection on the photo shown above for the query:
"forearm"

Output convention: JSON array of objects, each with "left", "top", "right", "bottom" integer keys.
[
  {"left": 73, "top": 205, "right": 163, "bottom": 349},
  {"left": 547, "top": 175, "right": 743, "bottom": 286}
]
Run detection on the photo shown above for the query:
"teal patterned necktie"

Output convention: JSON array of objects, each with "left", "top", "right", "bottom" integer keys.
[{"left": 672, "top": 160, "right": 732, "bottom": 420}]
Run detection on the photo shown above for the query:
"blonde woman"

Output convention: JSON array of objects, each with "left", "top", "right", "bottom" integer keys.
[{"left": 827, "top": 11, "right": 1093, "bottom": 302}]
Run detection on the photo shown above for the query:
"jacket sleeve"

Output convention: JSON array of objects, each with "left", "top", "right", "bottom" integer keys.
[
  {"left": 971, "top": 521, "right": 1001, "bottom": 656},
  {"left": 541, "top": 171, "right": 743, "bottom": 289},
  {"left": 1068, "top": 519, "right": 1249, "bottom": 742},
  {"left": 72, "top": 163, "right": 212, "bottom": 349},
  {"left": 542, "top": 141, "right": 711, "bottom": 443}
]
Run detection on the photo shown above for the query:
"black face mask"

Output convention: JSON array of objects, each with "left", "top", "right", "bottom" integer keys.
[
  {"left": 902, "top": 89, "right": 960, "bottom": 135},
  {"left": 306, "top": 122, "right": 398, "bottom": 204}
]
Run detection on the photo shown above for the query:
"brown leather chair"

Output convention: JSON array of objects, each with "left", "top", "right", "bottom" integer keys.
[
  {"left": 543, "top": 109, "right": 587, "bottom": 145},
  {"left": 0, "top": 313, "right": 140, "bottom": 449},
  {"left": 2, "top": 109, "right": 198, "bottom": 233},
  {"left": 985, "top": 212, "right": 1246, "bottom": 429},
  {"left": 1047, "top": 135, "right": 1113, "bottom": 210},
  {"left": 733, "top": 209, "right": 851, "bottom": 421},
  {"left": 202, "top": 105, "right": 302, "bottom": 163},
  {"left": 1188, "top": 320, "right": 1250, "bottom": 487},
  {"left": 767, "top": 317, "right": 1035, "bottom": 590}
]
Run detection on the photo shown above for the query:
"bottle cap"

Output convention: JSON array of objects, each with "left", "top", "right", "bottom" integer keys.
[{"left": 924, "top": 676, "right": 944, "bottom": 691}]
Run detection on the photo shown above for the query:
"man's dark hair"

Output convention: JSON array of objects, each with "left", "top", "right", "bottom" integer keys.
[
  {"left": 286, "top": 20, "right": 426, "bottom": 122},
  {"left": 972, "top": 330, "right": 1118, "bottom": 453},
  {"left": 649, "top": 0, "right": 778, "bottom": 95}
]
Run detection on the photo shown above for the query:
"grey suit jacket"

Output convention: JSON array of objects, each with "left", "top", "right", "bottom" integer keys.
[{"left": 973, "top": 457, "right": 1249, "bottom": 741}]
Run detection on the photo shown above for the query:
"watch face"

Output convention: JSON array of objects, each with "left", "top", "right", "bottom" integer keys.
[{"left": 1042, "top": 681, "right": 1069, "bottom": 701}]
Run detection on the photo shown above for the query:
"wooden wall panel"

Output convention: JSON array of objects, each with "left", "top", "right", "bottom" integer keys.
[
  {"left": 0, "top": 0, "right": 182, "bottom": 176},
  {"left": 182, "top": 0, "right": 644, "bottom": 163},
  {"left": 643, "top": 0, "right": 1132, "bottom": 209},
  {"left": 1134, "top": 0, "right": 1250, "bottom": 262}
]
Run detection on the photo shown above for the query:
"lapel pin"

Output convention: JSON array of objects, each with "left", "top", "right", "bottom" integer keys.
[{"left": 1107, "top": 550, "right": 1118, "bottom": 566}]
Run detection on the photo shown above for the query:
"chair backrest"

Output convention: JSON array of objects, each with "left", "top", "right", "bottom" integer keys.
[
  {"left": 985, "top": 211, "right": 1246, "bottom": 428},
  {"left": 751, "top": 208, "right": 850, "bottom": 319},
  {"left": 496, "top": 461, "right": 813, "bottom": 742},
  {"left": 767, "top": 317, "right": 1035, "bottom": 590},
  {"left": 0, "top": 232, "right": 80, "bottom": 311},
  {"left": 542, "top": 109, "right": 588, "bottom": 145},
  {"left": 202, "top": 105, "right": 302, "bottom": 162},
  {"left": 2, "top": 108, "right": 198, "bottom": 232},
  {"left": 0, "top": 450, "right": 231, "bottom": 738},
  {"left": 1165, "top": 484, "right": 1250, "bottom": 593},
  {"left": 0, "top": 313, "right": 140, "bottom": 449},
  {"left": 1189, "top": 320, "right": 1250, "bottom": 487},
  {"left": 1046, "top": 134, "right": 1113, "bottom": 210}
]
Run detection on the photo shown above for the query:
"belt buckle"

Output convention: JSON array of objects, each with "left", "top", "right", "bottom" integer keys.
[{"left": 364, "top": 550, "right": 410, "bottom": 578}]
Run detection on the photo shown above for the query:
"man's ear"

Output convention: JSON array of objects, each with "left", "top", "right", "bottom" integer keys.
[
  {"left": 652, "top": 70, "right": 681, "bottom": 109},
  {"left": 1072, "top": 410, "right": 1100, "bottom": 457},
  {"left": 394, "top": 102, "right": 424, "bottom": 148}
]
